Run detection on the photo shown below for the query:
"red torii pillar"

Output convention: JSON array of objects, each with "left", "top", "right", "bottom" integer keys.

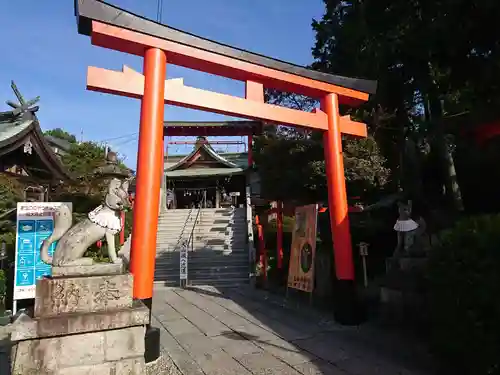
[
  {"left": 322, "top": 94, "right": 355, "bottom": 281},
  {"left": 129, "top": 48, "right": 166, "bottom": 307}
]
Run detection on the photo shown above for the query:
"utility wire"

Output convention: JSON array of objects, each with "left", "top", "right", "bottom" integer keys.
[
  {"left": 99, "top": 132, "right": 138, "bottom": 143},
  {"left": 113, "top": 136, "right": 139, "bottom": 148}
]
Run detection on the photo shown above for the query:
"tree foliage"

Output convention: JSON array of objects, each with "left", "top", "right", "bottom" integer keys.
[
  {"left": 309, "top": 0, "right": 500, "bottom": 212},
  {"left": 428, "top": 214, "right": 500, "bottom": 374},
  {"left": 254, "top": 131, "right": 389, "bottom": 203},
  {"left": 62, "top": 141, "right": 107, "bottom": 193},
  {"left": 44, "top": 128, "right": 77, "bottom": 144},
  {"left": 256, "top": 85, "right": 390, "bottom": 204}
]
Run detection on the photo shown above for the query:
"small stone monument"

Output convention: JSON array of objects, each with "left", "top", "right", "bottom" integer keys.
[
  {"left": 380, "top": 200, "right": 429, "bottom": 317},
  {"left": 388, "top": 200, "right": 429, "bottom": 271},
  {"left": 9, "top": 152, "right": 149, "bottom": 374}
]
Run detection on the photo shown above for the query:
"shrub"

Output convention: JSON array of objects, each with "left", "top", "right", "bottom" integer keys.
[{"left": 427, "top": 214, "right": 500, "bottom": 375}]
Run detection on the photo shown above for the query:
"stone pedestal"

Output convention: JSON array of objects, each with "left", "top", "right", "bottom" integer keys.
[{"left": 10, "top": 265, "right": 149, "bottom": 375}]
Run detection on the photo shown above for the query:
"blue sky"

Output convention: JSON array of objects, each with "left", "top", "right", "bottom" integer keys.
[{"left": 0, "top": 0, "right": 324, "bottom": 167}]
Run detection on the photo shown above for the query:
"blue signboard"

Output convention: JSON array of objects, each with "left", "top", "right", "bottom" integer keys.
[{"left": 13, "top": 202, "right": 71, "bottom": 300}]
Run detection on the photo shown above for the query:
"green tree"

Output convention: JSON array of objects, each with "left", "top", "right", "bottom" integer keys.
[
  {"left": 310, "top": 0, "right": 500, "bottom": 213},
  {"left": 254, "top": 127, "right": 389, "bottom": 203},
  {"left": 255, "top": 87, "right": 390, "bottom": 204},
  {"left": 44, "top": 128, "right": 77, "bottom": 144}
]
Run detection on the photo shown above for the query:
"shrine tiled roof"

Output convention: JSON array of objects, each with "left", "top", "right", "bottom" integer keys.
[
  {"left": 0, "top": 82, "right": 73, "bottom": 182},
  {"left": 164, "top": 137, "right": 248, "bottom": 178}
]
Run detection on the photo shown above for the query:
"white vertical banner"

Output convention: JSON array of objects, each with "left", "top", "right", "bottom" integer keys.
[{"left": 179, "top": 240, "right": 188, "bottom": 281}]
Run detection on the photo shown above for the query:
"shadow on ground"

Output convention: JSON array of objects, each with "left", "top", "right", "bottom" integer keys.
[{"left": 151, "top": 284, "right": 436, "bottom": 375}]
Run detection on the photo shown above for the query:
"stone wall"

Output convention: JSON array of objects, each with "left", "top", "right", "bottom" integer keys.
[{"left": 12, "top": 326, "right": 145, "bottom": 375}]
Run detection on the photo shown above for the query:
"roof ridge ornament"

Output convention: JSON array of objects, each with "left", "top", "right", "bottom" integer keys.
[{"left": 6, "top": 81, "right": 40, "bottom": 119}]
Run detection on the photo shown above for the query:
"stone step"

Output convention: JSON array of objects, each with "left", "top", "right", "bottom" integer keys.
[
  {"left": 157, "top": 222, "right": 244, "bottom": 228},
  {"left": 157, "top": 236, "right": 247, "bottom": 242},
  {"left": 157, "top": 249, "right": 244, "bottom": 255},
  {"left": 155, "top": 263, "right": 248, "bottom": 272},
  {"left": 157, "top": 227, "right": 247, "bottom": 233},
  {"left": 155, "top": 251, "right": 249, "bottom": 258},
  {"left": 156, "top": 238, "right": 247, "bottom": 246},
  {"left": 161, "top": 207, "right": 245, "bottom": 212},
  {"left": 158, "top": 224, "right": 247, "bottom": 230},
  {"left": 159, "top": 211, "right": 246, "bottom": 216},
  {"left": 156, "top": 227, "right": 247, "bottom": 234},
  {"left": 156, "top": 249, "right": 248, "bottom": 256},
  {"left": 154, "top": 277, "right": 250, "bottom": 288},
  {"left": 156, "top": 245, "right": 247, "bottom": 253},
  {"left": 156, "top": 240, "right": 247, "bottom": 247},
  {"left": 156, "top": 240, "right": 247, "bottom": 246},
  {"left": 159, "top": 217, "right": 245, "bottom": 221},
  {"left": 156, "top": 236, "right": 246, "bottom": 243},
  {"left": 189, "top": 278, "right": 249, "bottom": 287},
  {"left": 157, "top": 230, "right": 247, "bottom": 237},
  {"left": 158, "top": 217, "right": 246, "bottom": 222},
  {"left": 158, "top": 224, "right": 247, "bottom": 233},
  {"left": 158, "top": 214, "right": 246, "bottom": 221},
  {"left": 158, "top": 215, "right": 246, "bottom": 221},
  {"left": 155, "top": 268, "right": 248, "bottom": 279},
  {"left": 155, "top": 252, "right": 249, "bottom": 262}
]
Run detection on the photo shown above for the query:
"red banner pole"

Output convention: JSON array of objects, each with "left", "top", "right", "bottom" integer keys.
[
  {"left": 255, "top": 215, "right": 267, "bottom": 282},
  {"left": 120, "top": 211, "right": 125, "bottom": 246},
  {"left": 276, "top": 201, "right": 283, "bottom": 269}
]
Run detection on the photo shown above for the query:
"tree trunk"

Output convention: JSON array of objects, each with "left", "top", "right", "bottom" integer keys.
[{"left": 427, "top": 93, "right": 464, "bottom": 212}]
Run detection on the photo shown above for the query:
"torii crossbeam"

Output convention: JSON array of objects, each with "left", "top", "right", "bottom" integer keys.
[{"left": 75, "top": 0, "right": 377, "bottom": 341}]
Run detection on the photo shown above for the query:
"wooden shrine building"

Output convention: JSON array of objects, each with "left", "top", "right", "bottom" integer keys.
[
  {"left": 162, "top": 121, "right": 261, "bottom": 210},
  {"left": 0, "top": 82, "right": 72, "bottom": 201}
]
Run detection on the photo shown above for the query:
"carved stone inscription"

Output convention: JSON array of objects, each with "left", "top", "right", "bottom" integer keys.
[{"left": 35, "top": 274, "right": 133, "bottom": 318}]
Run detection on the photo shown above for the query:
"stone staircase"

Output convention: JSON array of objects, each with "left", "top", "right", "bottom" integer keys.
[{"left": 154, "top": 207, "right": 250, "bottom": 287}]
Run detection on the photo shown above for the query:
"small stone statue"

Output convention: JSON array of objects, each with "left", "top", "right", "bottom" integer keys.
[
  {"left": 393, "top": 200, "right": 419, "bottom": 257},
  {"left": 40, "top": 152, "right": 133, "bottom": 267}
]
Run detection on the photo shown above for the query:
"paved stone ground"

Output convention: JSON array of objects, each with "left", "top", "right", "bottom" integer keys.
[{"left": 152, "top": 285, "right": 435, "bottom": 375}]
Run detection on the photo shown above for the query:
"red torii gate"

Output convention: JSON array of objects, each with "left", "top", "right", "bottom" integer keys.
[{"left": 75, "top": 0, "right": 377, "bottom": 353}]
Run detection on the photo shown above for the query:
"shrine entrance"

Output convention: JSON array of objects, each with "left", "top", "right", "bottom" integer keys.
[{"left": 74, "top": 0, "right": 377, "bottom": 360}]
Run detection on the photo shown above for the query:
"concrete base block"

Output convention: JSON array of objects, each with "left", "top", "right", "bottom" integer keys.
[
  {"left": 9, "top": 272, "right": 149, "bottom": 375},
  {"left": 11, "top": 325, "right": 146, "bottom": 375}
]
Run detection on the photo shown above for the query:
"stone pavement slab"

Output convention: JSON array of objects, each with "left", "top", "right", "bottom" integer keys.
[
  {"left": 210, "top": 332, "right": 263, "bottom": 357},
  {"left": 153, "top": 303, "right": 185, "bottom": 323},
  {"left": 235, "top": 352, "right": 304, "bottom": 375},
  {"left": 154, "top": 317, "right": 205, "bottom": 375},
  {"left": 294, "top": 360, "right": 347, "bottom": 375},
  {"left": 254, "top": 338, "right": 315, "bottom": 366},
  {"left": 292, "top": 334, "right": 351, "bottom": 364},
  {"left": 152, "top": 285, "right": 434, "bottom": 375},
  {"left": 163, "top": 318, "right": 204, "bottom": 337}
]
